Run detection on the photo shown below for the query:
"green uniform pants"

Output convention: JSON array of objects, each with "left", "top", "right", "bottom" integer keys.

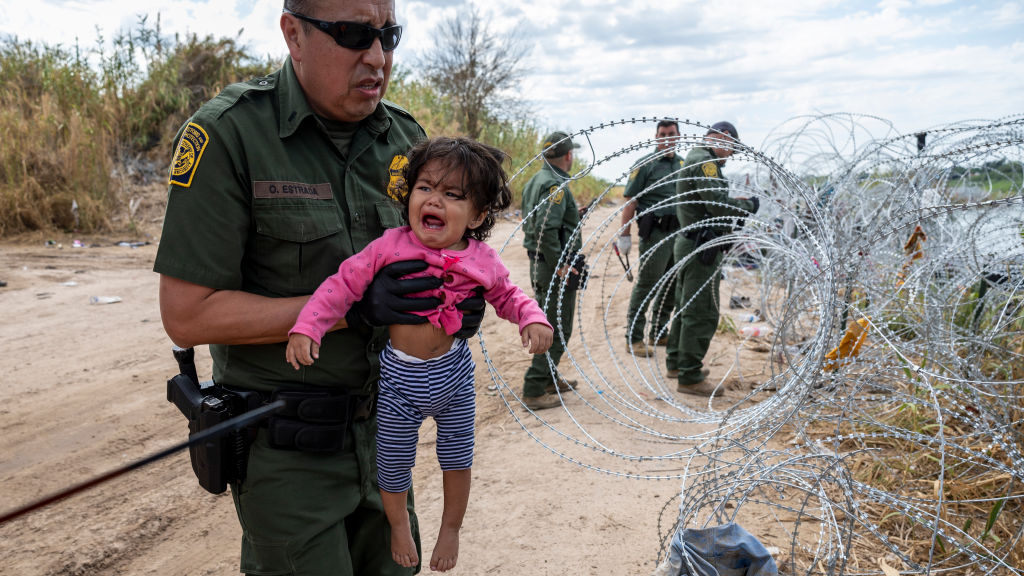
[
  {"left": 626, "top": 225, "right": 677, "bottom": 343},
  {"left": 232, "top": 417, "right": 419, "bottom": 576},
  {"left": 523, "top": 257, "right": 577, "bottom": 397},
  {"left": 666, "top": 237, "right": 721, "bottom": 384}
]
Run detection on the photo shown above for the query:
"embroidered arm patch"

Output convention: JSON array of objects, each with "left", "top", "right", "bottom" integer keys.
[{"left": 169, "top": 123, "right": 210, "bottom": 188}]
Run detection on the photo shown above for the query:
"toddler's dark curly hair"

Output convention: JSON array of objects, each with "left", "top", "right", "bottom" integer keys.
[{"left": 400, "top": 137, "right": 512, "bottom": 242}]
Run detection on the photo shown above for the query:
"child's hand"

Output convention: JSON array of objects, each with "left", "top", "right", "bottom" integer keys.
[
  {"left": 286, "top": 333, "right": 319, "bottom": 370},
  {"left": 521, "top": 323, "right": 553, "bottom": 355}
]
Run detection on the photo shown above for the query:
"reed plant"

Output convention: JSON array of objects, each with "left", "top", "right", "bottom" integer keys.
[
  {"left": 0, "top": 19, "right": 610, "bottom": 237},
  {"left": 0, "top": 17, "right": 277, "bottom": 236}
]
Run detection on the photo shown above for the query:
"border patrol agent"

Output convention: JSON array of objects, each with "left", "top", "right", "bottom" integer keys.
[
  {"left": 666, "top": 121, "right": 759, "bottom": 396},
  {"left": 617, "top": 119, "right": 683, "bottom": 356},
  {"left": 153, "top": 2, "right": 488, "bottom": 574},
  {"left": 520, "top": 131, "right": 583, "bottom": 411}
]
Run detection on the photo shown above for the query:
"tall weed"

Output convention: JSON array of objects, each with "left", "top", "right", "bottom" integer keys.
[
  {"left": 0, "top": 19, "right": 607, "bottom": 236},
  {"left": 0, "top": 17, "right": 277, "bottom": 236}
]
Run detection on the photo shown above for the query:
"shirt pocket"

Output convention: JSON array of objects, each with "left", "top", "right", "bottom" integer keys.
[
  {"left": 251, "top": 201, "right": 346, "bottom": 296},
  {"left": 375, "top": 199, "right": 405, "bottom": 230}
]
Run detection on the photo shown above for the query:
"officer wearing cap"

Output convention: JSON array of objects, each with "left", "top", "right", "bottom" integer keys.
[
  {"left": 153, "top": 1, "right": 484, "bottom": 573},
  {"left": 666, "top": 121, "right": 759, "bottom": 396},
  {"left": 617, "top": 119, "right": 683, "bottom": 356},
  {"left": 520, "top": 131, "right": 583, "bottom": 410}
]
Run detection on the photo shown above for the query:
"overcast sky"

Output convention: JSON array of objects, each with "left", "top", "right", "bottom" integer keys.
[{"left": 2, "top": 0, "right": 1021, "bottom": 180}]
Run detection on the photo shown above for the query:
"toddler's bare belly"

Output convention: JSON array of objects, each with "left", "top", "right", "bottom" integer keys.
[{"left": 389, "top": 323, "right": 456, "bottom": 360}]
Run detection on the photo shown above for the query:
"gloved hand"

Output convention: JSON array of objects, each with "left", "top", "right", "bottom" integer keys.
[
  {"left": 453, "top": 286, "right": 486, "bottom": 339},
  {"left": 346, "top": 260, "right": 441, "bottom": 327},
  {"left": 615, "top": 234, "right": 632, "bottom": 254},
  {"left": 748, "top": 196, "right": 760, "bottom": 214}
]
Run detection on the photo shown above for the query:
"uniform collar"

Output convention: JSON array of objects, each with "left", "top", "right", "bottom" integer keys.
[
  {"left": 277, "top": 58, "right": 393, "bottom": 139},
  {"left": 545, "top": 160, "right": 571, "bottom": 179},
  {"left": 699, "top": 145, "right": 725, "bottom": 166}
]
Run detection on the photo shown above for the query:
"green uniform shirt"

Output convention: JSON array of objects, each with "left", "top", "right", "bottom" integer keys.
[
  {"left": 521, "top": 162, "right": 582, "bottom": 265},
  {"left": 153, "top": 58, "right": 426, "bottom": 393},
  {"left": 675, "top": 146, "right": 754, "bottom": 231},
  {"left": 624, "top": 151, "right": 684, "bottom": 217}
]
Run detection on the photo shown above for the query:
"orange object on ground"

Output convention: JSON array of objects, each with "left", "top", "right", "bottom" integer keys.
[
  {"left": 896, "top": 225, "right": 928, "bottom": 286},
  {"left": 823, "top": 317, "right": 871, "bottom": 372}
]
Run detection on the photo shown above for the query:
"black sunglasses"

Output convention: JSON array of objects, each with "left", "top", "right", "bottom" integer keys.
[{"left": 283, "top": 8, "right": 402, "bottom": 51}]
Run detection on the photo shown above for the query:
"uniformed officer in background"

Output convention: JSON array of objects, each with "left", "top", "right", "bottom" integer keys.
[
  {"left": 666, "top": 121, "right": 759, "bottom": 396},
  {"left": 154, "top": 1, "right": 481, "bottom": 573},
  {"left": 617, "top": 119, "right": 683, "bottom": 357},
  {"left": 520, "top": 131, "right": 583, "bottom": 411}
]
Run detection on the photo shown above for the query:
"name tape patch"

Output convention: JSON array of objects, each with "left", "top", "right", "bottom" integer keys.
[
  {"left": 253, "top": 181, "right": 333, "bottom": 200},
  {"left": 169, "top": 123, "right": 210, "bottom": 188}
]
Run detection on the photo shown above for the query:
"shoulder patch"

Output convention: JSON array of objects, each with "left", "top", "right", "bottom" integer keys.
[
  {"left": 550, "top": 185, "right": 564, "bottom": 205},
  {"left": 628, "top": 168, "right": 639, "bottom": 182},
  {"left": 386, "top": 155, "right": 410, "bottom": 201},
  {"left": 169, "top": 123, "right": 210, "bottom": 188},
  {"left": 701, "top": 162, "right": 719, "bottom": 178}
]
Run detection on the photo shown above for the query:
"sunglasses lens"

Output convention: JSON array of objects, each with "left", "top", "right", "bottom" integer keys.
[
  {"left": 335, "top": 23, "right": 373, "bottom": 49},
  {"left": 334, "top": 22, "right": 402, "bottom": 51},
  {"left": 381, "top": 25, "right": 402, "bottom": 51}
]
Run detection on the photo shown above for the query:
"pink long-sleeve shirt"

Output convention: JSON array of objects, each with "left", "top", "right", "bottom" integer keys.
[{"left": 291, "top": 226, "right": 550, "bottom": 344}]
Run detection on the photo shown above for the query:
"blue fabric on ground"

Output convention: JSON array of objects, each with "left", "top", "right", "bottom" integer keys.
[{"left": 665, "top": 522, "right": 778, "bottom": 576}]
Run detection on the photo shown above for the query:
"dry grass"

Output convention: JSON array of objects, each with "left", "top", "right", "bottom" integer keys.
[
  {"left": 0, "top": 20, "right": 278, "bottom": 236},
  {"left": 799, "top": 371, "right": 1024, "bottom": 573}
]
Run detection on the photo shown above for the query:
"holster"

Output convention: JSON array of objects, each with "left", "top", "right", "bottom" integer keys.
[
  {"left": 637, "top": 213, "right": 657, "bottom": 240},
  {"left": 684, "top": 226, "right": 722, "bottom": 265},
  {"left": 565, "top": 252, "right": 589, "bottom": 290},
  {"left": 639, "top": 213, "right": 680, "bottom": 240},
  {"left": 166, "top": 374, "right": 261, "bottom": 494}
]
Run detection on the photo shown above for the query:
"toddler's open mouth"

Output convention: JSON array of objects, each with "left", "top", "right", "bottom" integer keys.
[{"left": 423, "top": 215, "right": 445, "bottom": 229}]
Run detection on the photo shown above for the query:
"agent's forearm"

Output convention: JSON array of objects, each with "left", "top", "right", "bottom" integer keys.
[
  {"left": 620, "top": 198, "right": 637, "bottom": 234},
  {"left": 159, "top": 275, "right": 340, "bottom": 348}
]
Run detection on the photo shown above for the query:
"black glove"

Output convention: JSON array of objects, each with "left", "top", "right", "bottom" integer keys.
[
  {"left": 453, "top": 286, "right": 486, "bottom": 339},
  {"left": 748, "top": 196, "right": 760, "bottom": 214},
  {"left": 346, "top": 260, "right": 441, "bottom": 327}
]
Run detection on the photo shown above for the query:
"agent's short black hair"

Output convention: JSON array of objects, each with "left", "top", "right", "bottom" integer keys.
[
  {"left": 400, "top": 137, "right": 513, "bottom": 242},
  {"left": 283, "top": 0, "right": 313, "bottom": 13},
  {"left": 656, "top": 119, "right": 679, "bottom": 132}
]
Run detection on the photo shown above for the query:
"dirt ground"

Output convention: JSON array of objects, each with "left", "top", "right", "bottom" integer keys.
[{"left": 0, "top": 195, "right": 778, "bottom": 575}]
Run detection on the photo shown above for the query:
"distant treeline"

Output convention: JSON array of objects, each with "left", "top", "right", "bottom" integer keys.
[
  {"left": 948, "top": 159, "right": 1023, "bottom": 196},
  {"left": 0, "top": 17, "right": 608, "bottom": 236}
]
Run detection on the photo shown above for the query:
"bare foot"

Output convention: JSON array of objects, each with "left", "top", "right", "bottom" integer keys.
[
  {"left": 429, "top": 525, "right": 460, "bottom": 572},
  {"left": 390, "top": 523, "right": 419, "bottom": 568}
]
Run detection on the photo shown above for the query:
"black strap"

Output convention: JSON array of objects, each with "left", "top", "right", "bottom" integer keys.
[
  {"left": 272, "top": 389, "right": 354, "bottom": 423},
  {"left": 267, "top": 417, "right": 346, "bottom": 452},
  {"left": 259, "top": 389, "right": 376, "bottom": 452}
]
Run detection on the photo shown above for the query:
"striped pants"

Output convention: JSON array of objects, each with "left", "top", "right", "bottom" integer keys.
[{"left": 376, "top": 339, "right": 476, "bottom": 493}]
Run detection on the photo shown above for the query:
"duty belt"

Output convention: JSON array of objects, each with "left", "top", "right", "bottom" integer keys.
[
  {"left": 251, "top": 387, "right": 374, "bottom": 453},
  {"left": 652, "top": 214, "right": 679, "bottom": 230}
]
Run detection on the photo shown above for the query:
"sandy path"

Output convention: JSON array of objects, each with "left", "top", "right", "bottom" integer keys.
[{"left": 0, "top": 205, "right": 775, "bottom": 575}]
